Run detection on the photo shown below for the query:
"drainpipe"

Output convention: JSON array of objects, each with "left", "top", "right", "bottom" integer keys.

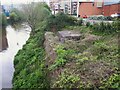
[{"left": 77, "top": 0, "right": 79, "bottom": 17}]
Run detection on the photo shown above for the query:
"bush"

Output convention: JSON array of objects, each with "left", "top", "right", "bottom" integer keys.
[
  {"left": 53, "top": 70, "right": 80, "bottom": 88},
  {"left": 86, "top": 22, "right": 90, "bottom": 27},
  {"left": 88, "top": 16, "right": 113, "bottom": 21},
  {"left": 100, "top": 73, "right": 120, "bottom": 88},
  {"left": 9, "top": 12, "right": 19, "bottom": 24},
  {"left": 9, "top": 8, "right": 26, "bottom": 24},
  {"left": 46, "top": 12, "right": 77, "bottom": 31},
  {"left": 91, "top": 21, "right": 118, "bottom": 35},
  {"left": 77, "top": 19, "right": 83, "bottom": 26},
  {"left": 11, "top": 8, "right": 26, "bottom": 21}
]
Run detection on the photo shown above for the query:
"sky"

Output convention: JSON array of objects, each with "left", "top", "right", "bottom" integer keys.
[
  {"left": 1, "top": 0, "right": 119, "bottom": 5},
  {"left": 1, "top": 0, "right": 49, "bottom": 5}
]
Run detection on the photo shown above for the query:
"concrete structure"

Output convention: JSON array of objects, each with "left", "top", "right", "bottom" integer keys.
[{"left": 58, "top": 30, "right": 81, "bottom": 43}]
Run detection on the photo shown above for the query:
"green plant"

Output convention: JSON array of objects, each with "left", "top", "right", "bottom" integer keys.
[
  {"left": 11, "top": 8, "right": 26, "bottom": 22},
  {"left": 46, "top": 12, "right": 77, "bottom": 31},
  {"left": 88, "top": 16, "right": 113, "bottom": 21},
  {"left": 49, "top": 45, "right": 67, "bottom": 70},
  {"left": 13, "top": 3, "right": 51, "bottom": 89},
  {"left": 9, "top": 12, "right": 19, "bottom": 24},
  {"left": 91, "top": 22, "right": 117, "bottom": 35},
  {"left": 49, "top": 45, "right": 75, "bottom": 70},
  {"left": 86, "top": 22, "right": 90, "bottom": 27},
  {"left": 77, "top": 19, "right": 83, "bottom": 26},
  {"left": 53, "top": 70, "right": 80, "bottom": 88},
  {"left": 100, "top": 73, "right": 120, "bottom": 88}
]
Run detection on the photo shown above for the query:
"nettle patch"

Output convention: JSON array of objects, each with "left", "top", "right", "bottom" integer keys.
[{"left": 49, "top": 45, "right": 75, "bottom": 70}]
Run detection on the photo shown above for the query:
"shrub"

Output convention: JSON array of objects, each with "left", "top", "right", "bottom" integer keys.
[
  {"left": 77, "top": 19, "right": 83, "bottom": 26},
  {"left": 86, "top": 22, "right": 90, "bottom": 27},
  {"left": 100, "top": 73, "right": 120, "bottom": 88},
  {"left": 91, "top": 21, "right": 118, "bottom": 35},
  {"left": 9, "top": 12, "right": 19, "bottom": 24},
  {"left": 11, "top": 8, "right": 26, "bottom": 22},
  {"left": 46, "top": 12, "right": 77, "bottom": 31},
  {"left": 53, "top": 70, "right": 80, "bottom": 88},
  {"left": 88, "top": 16, "right": 113, "bottom": 21},
  {"left": 49, "top": 45, "right": 75, "bottom": 70}
]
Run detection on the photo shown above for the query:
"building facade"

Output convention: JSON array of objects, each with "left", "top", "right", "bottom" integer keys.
[
  {"left": 49, "top": 0, "right": 78, "bottom": 15},
  {"left": 49, "top": 0, "right": 120, "bottom": 17},
  {"left": 78, "top": 0, "right": 103, "bottom": 17},
  {"left": 78, "top": 0, "right": 120, "bottom": 17},
  {"left": 103, "top": 3, "right": 120, "bottom": 16}
]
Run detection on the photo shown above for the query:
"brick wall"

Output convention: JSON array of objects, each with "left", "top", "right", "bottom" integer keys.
[
  {"left": 103, "top": 4, "right": 120, "bottom": 16},
  {"left": 79, "top": 2, "right": 103, "bottom": 17}
]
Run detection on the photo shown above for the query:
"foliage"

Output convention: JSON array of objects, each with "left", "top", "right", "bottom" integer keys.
[
  {"left": 49, "top": 45, "right": 75, "bottom": 70},
  {"left": 9, "top": 12, "right": 19, "bottom": 24},
  {"left": 0, "top": 13, "right": 7, "bottom": 27},
  {"left": 100, "top": 73, "right": 120, "bottom": 88},
  {"left": 88, "top": 15, "right": 113, "bottom": 21},
  {"left": 22, "top": 3, "right": 51, "bottom": 32},
  {"left": 77, "top": 19, "right": 83, "bottom": 26},
  {"left": 13, "top": 3, "right": 51, "bottom": 89},
  {"left": 42, "top": 2, "right": 51, "bottom": 12},
  {"left": 91, "top": 22, "right": 118, "bottom": 35},
  {"left": 13, "top": 2, "right": 119, "bottom": 89},
  {"left": 86, "top": 22, "right": 90, "bottom": 27},
  {"left": 13, "top": 21, "right": 50, "bottom": 89},
  {"left": 9, "top": 8, "right": 25, "bottom": 24},
  {"left": 46, "top": 12, "right": 77, "bottom": 31},
  {"left": 53, "top": 70, "right": 80, "bottom": 88}
]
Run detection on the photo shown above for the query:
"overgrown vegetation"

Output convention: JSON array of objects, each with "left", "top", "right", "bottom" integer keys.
[
  {"left": 13, "top": 2, "right": 120, "bottom": 89},
  {"left": 88, "top": 15, "right": 113, "bottom": 21},
  {"left": 13, "top": 3, "right": 79, "bottom": 89},
  {"left": 13, "top": 3, "right": 51, "bottom": 89},
  {"left": 91, "top": 21, "right": 119, "bottom": 35},
  {"left": 9, "top": 8, "right": 25, "bottom": 24},
  {"left": 46, "top": 12, "right": 77, "bottom": 31},
  {"left": 47, "top": 18, "right": 120, "bottom": 88},
  {"left": 49, "top": 45, "right": 75, "bottom": 70}
]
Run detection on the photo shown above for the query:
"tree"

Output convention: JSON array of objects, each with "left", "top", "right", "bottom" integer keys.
[
  {"left": 9, "top": 12, "right": 19, "bottom": 24},
  {"left": 22, "top": 2, "right": 51, "bottom": 34},
  {"left": 11, "top": 8, "right": 26, "bottom": 22}
]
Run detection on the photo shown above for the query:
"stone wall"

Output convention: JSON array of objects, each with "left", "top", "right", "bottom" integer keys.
[{"left": 44, "top": 32, "right": 59, "bottom": 66}]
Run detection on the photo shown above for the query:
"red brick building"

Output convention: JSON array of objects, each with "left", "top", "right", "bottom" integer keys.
[
  {"left": 103, "top": 3, "right": 120, "bottom": 16},
  {"left": 78, "top": 0, "right": 120, "bottom": 17},
  {"left": 78, "top": 0, "right": 103, "bottom": 17}
]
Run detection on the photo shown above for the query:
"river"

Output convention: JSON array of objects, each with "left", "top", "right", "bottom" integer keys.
[{"left": 0, "top": 24, "right": 31, "bottom": 89}]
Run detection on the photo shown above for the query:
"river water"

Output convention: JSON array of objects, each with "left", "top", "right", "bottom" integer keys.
[{"left": 0, "top": 24, "right": 31, "bottom": 89}]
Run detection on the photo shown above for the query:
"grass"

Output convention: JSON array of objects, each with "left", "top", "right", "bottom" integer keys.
[{"left": 48, "top": 25, "right": 120, "bottom": 88}]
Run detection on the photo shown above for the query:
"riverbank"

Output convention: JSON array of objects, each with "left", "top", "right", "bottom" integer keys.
[
  {"left": 1, "top": 25, "right": 30, "bottom": 88},
  {"left": 13, "top": 18, "right": 120, "bottom": 89},
  {"left": 13, "top": 21, "right": 50, "bottom": 88}
]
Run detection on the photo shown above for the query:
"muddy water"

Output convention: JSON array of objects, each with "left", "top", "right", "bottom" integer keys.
[{"left": 0, "top": 24, "right": 31, "bottom": 89}]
